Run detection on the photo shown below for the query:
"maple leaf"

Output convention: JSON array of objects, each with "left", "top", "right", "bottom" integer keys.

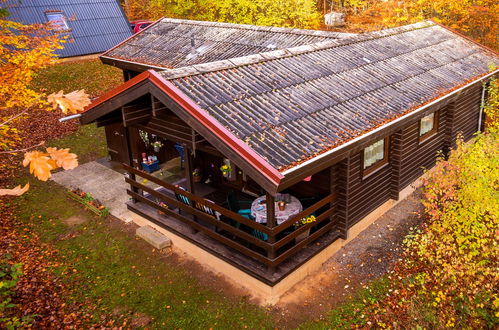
[
  {"left": 23, "top": 151, "right": 57, "bottom": 181},
  {"left": 46, "top": 147, "right": 79, "bottom": 170},
  {"left": 47, "top": 90, "right": 91, "bottom": 114},
  {"left": 0, "top": 183, "right": 30, "bottom": 196}
]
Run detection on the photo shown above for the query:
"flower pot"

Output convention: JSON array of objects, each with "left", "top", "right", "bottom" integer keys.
[
  {"left": 153, "top": 146, "right": 160, "bottom": 152},
  {"left": 193, "top": 175, "right": 202, "bottom": 183},
  {"left": 295, "top": 228, "right": 311, "bottom": 244},
  {"left": 277, "top": 202, "right": 286, "bottom": 211}
]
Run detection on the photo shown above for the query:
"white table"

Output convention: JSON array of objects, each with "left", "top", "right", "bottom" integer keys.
[{"left": 250, "top": 194, "right": 302, "bottom": 225}]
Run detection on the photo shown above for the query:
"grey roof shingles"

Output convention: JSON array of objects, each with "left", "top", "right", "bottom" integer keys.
[
  {"left": 103, "top": 17, "right": 356, "bottom": 69},
  {"left": 5, "top": 0, "right": 132, "bottom": 58},
  {"left": 159, "top": 21, "right": 497, "bottom": 170}
]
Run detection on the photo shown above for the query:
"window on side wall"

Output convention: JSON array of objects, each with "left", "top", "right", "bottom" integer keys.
[
  {"left": 362, "top": 138, "right": 388, "bottom": 177},
  {"left": 45, "top": 11, "right": 69, "bottom": 31},
  {"left": 419, "top": 112, "right": 438, "bottom": 142}
]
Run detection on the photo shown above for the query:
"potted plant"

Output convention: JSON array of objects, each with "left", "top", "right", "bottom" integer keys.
[
  {"left": 293, "top": 215, "right": 316, "bottom": 243},
  {"left": 220, "top": 164, "right": 232, "bottom": 178},
  {"left": 192, "top": 168, "right": 202, "bottom": 182},
  {"left": 151, "top": 140, "right": 163, "bottom": 153}
]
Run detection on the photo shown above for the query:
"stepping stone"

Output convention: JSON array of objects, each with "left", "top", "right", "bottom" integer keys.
[
  {"left": 136, "top": 226, "right": 171, "bottom": 250},
  {"left": 63, "top": 215, "right": 88, "bottom": 226}
]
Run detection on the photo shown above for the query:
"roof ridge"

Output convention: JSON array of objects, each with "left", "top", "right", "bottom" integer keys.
[
  {"left": 160, "top": 21, "right": 436, "bottom": 80},
  {"left": 159, "top": 17, "right": 356, "bottom": 39}
]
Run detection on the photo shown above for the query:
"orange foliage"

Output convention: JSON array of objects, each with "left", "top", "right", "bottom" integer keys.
[{"left": 346, "top": 0, "right": 498, "bottom": 50}]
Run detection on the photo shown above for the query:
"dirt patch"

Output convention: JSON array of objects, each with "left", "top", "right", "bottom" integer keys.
[
  {"left": 272, "top": 190, "right": 425, "bottom": 328},
  {"left": 63, "top": 215, "right": 88, "bottom": 226}
]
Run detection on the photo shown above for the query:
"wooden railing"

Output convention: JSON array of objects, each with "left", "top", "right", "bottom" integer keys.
[{"left": 124, "top": 164, "right": 337, "bottom": 270}]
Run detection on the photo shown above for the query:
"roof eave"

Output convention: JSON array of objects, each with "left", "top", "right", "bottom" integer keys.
[{"left": 277, "top": 69, "right": 498, "bottom": 189}]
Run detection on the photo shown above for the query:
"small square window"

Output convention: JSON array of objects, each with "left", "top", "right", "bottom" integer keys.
[
  {"left": 45, "top": 11, "right": 69, "bottom": 31},
  {"left": 419, "top": 112, "right": 438, "bottom": 142},
  {"left": 362, "top": 138, "right": 388, "bottom": 177}
]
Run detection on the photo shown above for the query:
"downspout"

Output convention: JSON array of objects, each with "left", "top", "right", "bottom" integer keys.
[{"left": 478, "top": 82, "right": 487, "bottom": 132}]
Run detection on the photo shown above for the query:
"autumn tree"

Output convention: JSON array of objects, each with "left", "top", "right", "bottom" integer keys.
[
  {"left": 346, "top": 0, "right": 498, "bottom": 50},
  {"left": 0, "top": 3, "right": 89, "bottom": 195},
  {"left": 124, "top": 0, "right": 322, "bottom": 29}
]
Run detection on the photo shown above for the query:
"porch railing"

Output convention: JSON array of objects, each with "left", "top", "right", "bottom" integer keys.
[{"left": 123, "top": 164, "right": 337, "bottom": 270}]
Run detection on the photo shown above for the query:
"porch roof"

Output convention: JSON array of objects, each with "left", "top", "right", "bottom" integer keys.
[{"left": 101, "top": 17, "right": 355, "bottom": 70}]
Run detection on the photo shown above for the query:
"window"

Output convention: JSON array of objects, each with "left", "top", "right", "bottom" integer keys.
[
  {"left": 419, "top": 112, "right": 438, "bottom": 142},
  {"left": 45, "top": 11, "right": 69, "bottom": 31},
  {"left": 363, "top": 138, "right": 388, "bottom": 176}
]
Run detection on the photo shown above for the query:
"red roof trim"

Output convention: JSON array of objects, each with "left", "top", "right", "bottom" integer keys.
[
  {"left": 83, "top": 70, "right": 152, "bottom": 112},
  {"left": 148, "top": 71, "right": 284, "bottom": 186},
  {"left": 82, "top": 70, "right": 284, "bottom": 187}
]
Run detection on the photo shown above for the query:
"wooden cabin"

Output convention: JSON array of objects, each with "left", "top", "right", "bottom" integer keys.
[{"left": 81, "top": 19, "right": 498, "bottom": 300}]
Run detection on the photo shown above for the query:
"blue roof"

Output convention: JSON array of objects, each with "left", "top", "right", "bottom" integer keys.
[{"left": 5, "top": 0, "right": 132, "bottom": 57}]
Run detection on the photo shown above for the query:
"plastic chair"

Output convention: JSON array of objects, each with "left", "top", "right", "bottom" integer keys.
[{"left": 251, "top": 229, "right": 268, "bottom": 241}]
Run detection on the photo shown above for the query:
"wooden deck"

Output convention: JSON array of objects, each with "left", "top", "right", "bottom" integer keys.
[
  {"left": 128, "top": 200, "right": 342, "bottom": 285},
  {"left": 124, "top": 164, "right": 342, "bottom": 285}
]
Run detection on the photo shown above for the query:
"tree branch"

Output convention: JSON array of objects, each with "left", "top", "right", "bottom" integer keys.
[{"left": 0, "top": 141, "right": 45, "bottom": 154}]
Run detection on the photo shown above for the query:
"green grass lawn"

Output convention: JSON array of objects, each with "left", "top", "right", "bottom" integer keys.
[
  {"left": 15, "top": 178, "right": 271, "bottom": 328},
  {"left": 31, "top": 59, "right": 123, "bottom": 97},
  {"left": 15, "top": 59, "right": 273, "bottom": 328}
]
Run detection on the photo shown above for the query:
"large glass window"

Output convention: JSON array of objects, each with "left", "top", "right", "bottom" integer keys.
[
  {"left": 419, "top": 112, "right": 438, "bottom": 141},
  {"left": 45, "top": 11, "right": 69, "bottom": 31},
  {"left": 363, "top": 138, "right": 388, "bottom": 176}
]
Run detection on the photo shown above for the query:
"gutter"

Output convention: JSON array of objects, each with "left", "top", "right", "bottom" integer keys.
[
  {"left": 478, "top": 82, "right": 487, "bottom": 131},
  {"left": 282, "top": 69, "right": 498, "bottom": 176}
]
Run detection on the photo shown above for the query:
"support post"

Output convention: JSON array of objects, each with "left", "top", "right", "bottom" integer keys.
[
  {"left": 266, "top": 192, "right": 276, "bottom": 273},
  {"left": 123, "top": 126, "right": 139, "bottom": 201}
]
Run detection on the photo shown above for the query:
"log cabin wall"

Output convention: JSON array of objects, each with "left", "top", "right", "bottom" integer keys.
[
  {"left": 450, "top": 83, "right": 483, "bottom": 144},
  {"left": 336, "top": 83, "right": 485, "bottom": 232},
  {"left": 397, "top": 107, "right": 448, "bottom": 190},
  {"left": 342, "top": 152, "right": 393, "bottom": 228}
]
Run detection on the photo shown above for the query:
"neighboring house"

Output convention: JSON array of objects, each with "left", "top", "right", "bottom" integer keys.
[
  {"left": 81, "top": 19, "right": 497, "bottom": 302},
  {"left": 5, "top": 0, "right": 132, "bottom": 58}
]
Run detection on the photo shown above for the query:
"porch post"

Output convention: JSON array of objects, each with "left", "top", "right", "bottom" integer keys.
[
  {"left": 123, "top": 126, "right": 140, "bottom": 201},
  {"left": 184, "top": 146, "right": 195, "bottom": 195},
  {"left": 266, "top": 192, "right": 276, "bottom": 272}
]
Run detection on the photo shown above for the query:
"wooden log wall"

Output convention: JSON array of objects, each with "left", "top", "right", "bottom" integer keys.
[{"left": 336, "top": 83, "right": 484, "bottom": 231}]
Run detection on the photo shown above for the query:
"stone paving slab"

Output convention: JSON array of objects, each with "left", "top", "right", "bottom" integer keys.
[{"left": 52, "top": 161, "right": 130, "bottom": 221}]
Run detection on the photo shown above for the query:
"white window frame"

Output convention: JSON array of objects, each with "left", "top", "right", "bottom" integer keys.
[
  {"left": 45, "top": 11, "right": 69, "bottom": 31},
  {"left": 362, "top": 138, "right": 388, "bottom": 177}
]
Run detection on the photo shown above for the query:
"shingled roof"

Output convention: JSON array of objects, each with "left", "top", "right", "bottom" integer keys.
[
  {"left": 160, "top": 21, "right": 497, "bottom": 171},
  {"left": 102, "top": 17, "right": 355, "bottom": 69}
]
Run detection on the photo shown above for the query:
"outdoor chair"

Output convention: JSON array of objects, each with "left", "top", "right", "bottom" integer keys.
[
  {"left": 194, "top": 200, "right": 221, "bottom": 221},
  {"left": 251, "top": 229, "right": 268, "bottom": 241}
]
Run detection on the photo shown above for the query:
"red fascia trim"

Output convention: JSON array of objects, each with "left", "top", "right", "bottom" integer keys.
[
  {"left": 83, "top": 70, "right": 152, "bottom": 112},
  {"left": 101, "top": 17, "right": 164, "bottom": 57},
  {"left": 148, "top": 70, "right": 284, "bottom": 186},
  {"left": 82, "top": 70, "right": 284, "bottom": 186}
]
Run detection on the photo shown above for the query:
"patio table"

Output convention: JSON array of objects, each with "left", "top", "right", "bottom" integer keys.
[{"left": 250, "top": 194, "right": 302, "bottom": 225}]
